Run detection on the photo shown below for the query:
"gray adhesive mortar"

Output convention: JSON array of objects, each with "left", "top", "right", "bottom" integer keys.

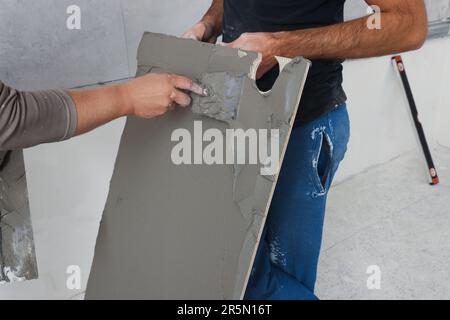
[
  {"left": 0, "top": 150, "right": 38, "bottom": 285},
  {"left": 86, "top": 32, "right": 310, "bottom": 300},
  {"left": 191, "top": 72, "right": 246, "bottom": 122}
]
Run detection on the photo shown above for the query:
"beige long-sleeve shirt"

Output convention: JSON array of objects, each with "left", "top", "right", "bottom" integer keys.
[{"left": 0, "top": 81, "right": 77, "bottom": 151}]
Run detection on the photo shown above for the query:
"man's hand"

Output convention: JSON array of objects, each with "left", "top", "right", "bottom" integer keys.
[
  {"left": 182, "top": 0, "right": 224, "bottom": 43},
  {"left": 120, "top": 73, "right": 205, "bottom": 118},
  {"left": 226, "top": 32, "right": 279, "bottom": 79},
  {"left": 182, "top": 21, "right": 218, "bottom": 43},
  {"left": 69, "top": 73, "right": 205, "bottom": 135}
]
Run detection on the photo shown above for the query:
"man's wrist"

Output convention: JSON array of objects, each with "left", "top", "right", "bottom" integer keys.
[
  {"left": 270, "top": 31, "right": 289, "bottom": 58},
  {"left": 116, "top": 84, "right": 134, "bottom": 117},
  {"left": 201, "top": 16, "right": 222, "bottom": 38}
]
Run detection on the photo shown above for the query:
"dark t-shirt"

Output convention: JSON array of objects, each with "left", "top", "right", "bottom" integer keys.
[{"left": 222, "top": 0, "right": 347, "bottom": 124}]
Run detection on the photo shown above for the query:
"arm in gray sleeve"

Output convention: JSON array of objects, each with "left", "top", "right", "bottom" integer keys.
[{"left": 0, "top": 81, "right": 77, "bottom": 151}]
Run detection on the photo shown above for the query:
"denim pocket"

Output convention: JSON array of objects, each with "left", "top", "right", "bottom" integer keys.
[{"left": 310, "top": 130, "right": 333, "bottom": 198}]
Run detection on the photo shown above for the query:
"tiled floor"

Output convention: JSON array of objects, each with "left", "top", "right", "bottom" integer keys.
[{"left": 316, "top": 145, "right": 450, "bottom": 299}]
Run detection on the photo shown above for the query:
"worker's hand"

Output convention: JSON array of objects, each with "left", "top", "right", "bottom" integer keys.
[
  {"left": 121, "top": 73, "right": 205, "bottom": 119},
  {"left": 182, "top": 21, "right": 218, "bottom": 43},
  {"left": 226, "top": 32, "right": 279, "bottom": 79}
]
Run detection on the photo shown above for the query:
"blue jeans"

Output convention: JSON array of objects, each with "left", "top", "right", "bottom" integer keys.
[{"left": 245, "top": 104, "right": 350, "bottom": 300}]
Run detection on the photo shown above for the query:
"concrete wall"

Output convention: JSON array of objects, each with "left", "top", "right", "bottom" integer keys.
[{"left": 0, "top": 0, "right": 449, "bottom": 299}]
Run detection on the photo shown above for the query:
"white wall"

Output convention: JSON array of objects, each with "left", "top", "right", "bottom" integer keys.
[
  {"left": 434, "top": 40, "right": 450, "bottom": 148},
  {"left": 335, "top": 37, "right": 450, "bottom": 183},
  {"left": 0, "top": 1, "right": 449, "bottom": 299}
]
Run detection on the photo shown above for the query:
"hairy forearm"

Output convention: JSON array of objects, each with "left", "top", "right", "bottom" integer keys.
[
  {"left": 201, "top": 0, "right": 224, "bottom": 38},
  {"left": 273, "top": 3, "right": 427, "bottom": 60},
  {"left": 276, "top": 15, "right": 426, "bottom": 60},
  {"left": 67, "top": 85, "right": 130, "bottom": 136}
]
